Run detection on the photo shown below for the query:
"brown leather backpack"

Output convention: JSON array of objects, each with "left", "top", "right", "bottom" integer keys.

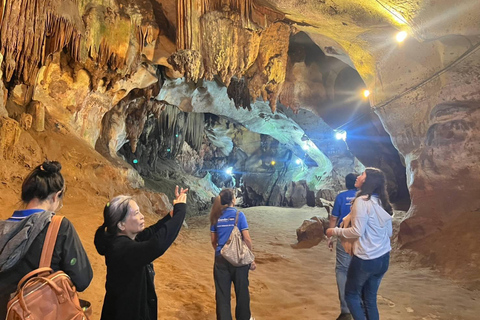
[{"left": 5, "top": 216, "right": 91, "bottom": 320}]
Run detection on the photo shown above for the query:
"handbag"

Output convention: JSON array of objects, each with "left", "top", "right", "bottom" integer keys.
[
  {"left": 220, "top": 210, "right": 255, "bottom": 267},
  {"left": 339, "top": 213, "right": 355, "bottom": 256},
  {"left": 6, "top": 216, "right": 91, "bottom": 320}
]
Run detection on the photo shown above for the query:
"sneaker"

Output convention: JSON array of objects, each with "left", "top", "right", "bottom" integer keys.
[{"left": 336, "top": 313, "right": 352, "bottom": 320}]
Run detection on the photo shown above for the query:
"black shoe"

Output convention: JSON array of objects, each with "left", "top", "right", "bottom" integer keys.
[{"left": 336, "top": 313, "right": 352, "bottom": 320}]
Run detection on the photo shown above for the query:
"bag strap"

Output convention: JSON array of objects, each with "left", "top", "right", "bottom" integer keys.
[
  {"left": 39, "top": 215, "right": 64, "bottom": 268},
  {"left": 233, "top": 209, "right": 240, "bottom": 227}
]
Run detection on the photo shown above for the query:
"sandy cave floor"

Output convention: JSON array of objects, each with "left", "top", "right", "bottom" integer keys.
[
  {"left": 2, "top": 201, "right": 479, "bottom": 320},
  {"left": 75, "top": 205, "right": 479, "bottom": 320}
]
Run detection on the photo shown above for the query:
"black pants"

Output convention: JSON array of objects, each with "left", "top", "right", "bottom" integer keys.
[{"left": 214, "top": 255, "right": 251, "bottom": 320}]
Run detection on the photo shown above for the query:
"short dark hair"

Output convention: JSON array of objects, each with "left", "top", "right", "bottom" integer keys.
[
  {"left": 345, "top": 173, "right": 358, "bottom": 190},
  {"left": 21, "top": 160, "right": 65, "bottom": 203}
]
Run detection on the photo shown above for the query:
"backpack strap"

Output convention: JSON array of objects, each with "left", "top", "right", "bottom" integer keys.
[{"left": 39, "top": 215, "right": 64, "bottom": 268}]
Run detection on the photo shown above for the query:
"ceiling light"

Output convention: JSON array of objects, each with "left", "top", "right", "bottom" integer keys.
[
  {"left": 396, "top": 31, "right": 408, "bottom": 43},
  {"left": 335, "top": 130, "right": 347, "bottom": 141}
]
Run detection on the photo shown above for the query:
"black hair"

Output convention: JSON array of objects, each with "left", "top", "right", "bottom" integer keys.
[
  {"left": 21, "top": 160, "right": 65, "bottom": 203},
  {"left": 94, "top": 195, "right": 132, "bottom": 256},
  {"left": 209, "top": 189, "right": 235, "bottom": 226},
  {"left": 345, "top": 173, "right": 358, "bottom": 190},
  {"left": 355, "top": 167, "right": 393, "bottom": 215}
]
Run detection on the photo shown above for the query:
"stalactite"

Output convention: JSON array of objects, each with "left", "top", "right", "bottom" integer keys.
[
  {"left": 185, "top": 112, "right": 204, "bottom": 151},
  {"left": 173, "top": 0, "right": 288, "bottom": 111},
  {"left": 167, "top": 49, "right": 204, "bottom": 83},
  {"left": 227, "top": 77, "right": 252, "bottom": 110},
  {"left": 245, "top": 22, "right": 291, "bottom": 112},
  {"left": 125, "top": 97, "right": 164, "bottom": 153},
  {"left": 0, "top": 0, "right": 83, "bottom": 85},
  {"left": 136, "top": 24, "right": 159, "bottom": 54}
]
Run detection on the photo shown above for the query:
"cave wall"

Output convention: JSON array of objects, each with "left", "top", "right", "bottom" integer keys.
[
  {"left": 1, "top": 0, "right": 479, "bottom": 279},
  {"left": 376, "top": 49, "right": 480, "bottom": 243}
]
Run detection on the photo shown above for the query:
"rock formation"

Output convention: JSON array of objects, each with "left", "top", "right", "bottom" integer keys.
[{"left": 0, "top": 0, "right": 479, "bottom": 285}]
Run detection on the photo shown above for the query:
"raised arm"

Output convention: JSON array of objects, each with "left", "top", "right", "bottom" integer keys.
[{"left": 122, "top": 202, "right": 187, "bottom": 269}]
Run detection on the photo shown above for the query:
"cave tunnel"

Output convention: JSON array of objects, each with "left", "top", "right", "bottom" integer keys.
[{"left": 1, "top": 0, "right": 480, "bottom": 319}]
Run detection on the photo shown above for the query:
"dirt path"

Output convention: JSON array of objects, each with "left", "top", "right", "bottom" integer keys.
[
  {"left": 3, "top": 203, "right": 479, "bottom": 319},
  {"left": 82, "top": 205, "right": 478, "bottom": 320}
]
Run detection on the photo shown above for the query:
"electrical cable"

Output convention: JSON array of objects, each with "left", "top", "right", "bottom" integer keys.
[
  {"left": 373, "top": 39, "right": 480, "bottom": 111},
  {"left": 334, "top": 39, "right": 480, "bottom": 131}
]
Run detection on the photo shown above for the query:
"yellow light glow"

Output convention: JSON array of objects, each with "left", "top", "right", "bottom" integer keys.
[
  {"left": 363, "top": 90, "right": 371, "bottom": 98},
  {"left": 271, "top": 160, "right": 276, "bottom": 166},
  {"left": 396, "top": 31, "right": 408, "bottom": 43}
]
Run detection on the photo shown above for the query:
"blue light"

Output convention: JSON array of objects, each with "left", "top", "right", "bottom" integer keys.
[
  {"left": 335, "top": 130, "right": 347, "bottom": 141},
  {"left": 167, "top": 148, "right": 171, "bottom": 152},
  {"left": 175, "top": 134, "right": 179, "bottom": 138},
  {"left": 295, "top": 159, "right": 303, "bottom": 165},
  {"left": 133, "top": 159, "right": 138, "bottom": 164},
  {"left": 225, "top": 167, "right": 233, "bottom": 175}
]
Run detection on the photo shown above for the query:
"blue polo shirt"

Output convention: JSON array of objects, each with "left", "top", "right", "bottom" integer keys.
[
  {"left": 332, "top": 189, "right": 357, "bottom": 226},
  {"left": 8, "top": 209, "right": 44, "bottom": 221},
  {"left": 210, "top": 207, "right": 248, "bottom": 256}
]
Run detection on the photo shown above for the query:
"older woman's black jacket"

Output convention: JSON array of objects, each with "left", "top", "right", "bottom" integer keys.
[{"left": 97, "top": 203, "right": 186, "bottom": 320}]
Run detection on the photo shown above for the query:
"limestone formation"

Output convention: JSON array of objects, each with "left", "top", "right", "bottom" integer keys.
[
  {"left": 0, "top": 0, "right": 479, "bottom": 285},
  {"left": 296, "top": 216, "right": 329, "bottom": 244},
  {"left": 27, "top": 101, "right": 46, "bottom": 132},
  {"left": 0, "top": 117, "right": 21, "bottom": 159}
]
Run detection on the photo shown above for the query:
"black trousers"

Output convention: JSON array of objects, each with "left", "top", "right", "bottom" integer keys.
[{"left": 214, "top": 255, "right": 251, "bottom": 320}]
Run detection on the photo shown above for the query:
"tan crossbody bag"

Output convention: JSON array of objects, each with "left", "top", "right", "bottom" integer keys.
[
  {"left": 220, "top": 210, "right": 255, "bottom": 267},
  {"left": 6, "top": 215, "right": 91, "bottom": 320}
]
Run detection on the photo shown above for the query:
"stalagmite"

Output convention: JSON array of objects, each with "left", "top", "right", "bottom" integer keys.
[
  {"left": 28, "top": 101, "right": 45, "bottom": 132},
  {"left": 0, "top": 117, "right": 21, "bottom": 159}
]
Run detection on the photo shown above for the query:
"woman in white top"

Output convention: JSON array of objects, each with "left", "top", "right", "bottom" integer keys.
[{"left": 326, "top": 167, "right": 393, "bottom": 320}]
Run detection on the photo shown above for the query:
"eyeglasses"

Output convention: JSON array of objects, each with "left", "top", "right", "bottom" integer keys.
[{"left": 56, "top": 197, "right": 63, "bottom": 212}]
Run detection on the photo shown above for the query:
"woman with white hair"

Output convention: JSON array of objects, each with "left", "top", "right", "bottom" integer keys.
[{"left": 94, "top": 186, "right": 188, "bottom": 320}]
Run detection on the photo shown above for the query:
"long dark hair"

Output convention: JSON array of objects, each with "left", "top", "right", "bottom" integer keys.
[
  {"left": 209, "top": 189, "right": 234, "bottom": 226},
  {"left": 21, "top": 160, "right": 65, "bottom": 203},
  {"left": 355, "top": 167, "right": 393, "bottom": 215},
  {"left": 94, "top": 195, "right": 132, "bottom": 255}
]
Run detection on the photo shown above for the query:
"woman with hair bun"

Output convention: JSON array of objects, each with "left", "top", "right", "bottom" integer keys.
[
  {"left": 94, "top": 185, "right": 188, "bottom": 320},
  {"left": 326, "top": 167, "right": 393, "bottom": 320},
  {"left": 0, "top": 160, "right": 93, "bottom": 319}
]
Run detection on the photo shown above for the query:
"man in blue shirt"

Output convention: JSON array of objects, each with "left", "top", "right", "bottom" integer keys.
[{"left": 328, "top": 173, "right": 358, "bottom": 320}]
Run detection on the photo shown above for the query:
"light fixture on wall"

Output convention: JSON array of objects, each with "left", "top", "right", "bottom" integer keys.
[
  {"left": 396, "top": 31, "right": 408, "bottom": 43},
  {"left": 335, "top": 130, "right": 347, "bottom": 141},
  {"left": 363, "top": 89, "right": 371, "bottom": 98}
]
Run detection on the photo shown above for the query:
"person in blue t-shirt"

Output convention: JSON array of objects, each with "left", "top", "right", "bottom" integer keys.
[
  {"left": 210, "top": 189, "right": 256, "bottom": 320},
  {"left": 328, "top": 173, "right": 358, "bottom": 320}
]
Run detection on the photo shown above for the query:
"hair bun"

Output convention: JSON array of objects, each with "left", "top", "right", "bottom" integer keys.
[{"left": 41, "top": 160, "right": 62, "bottom": 174}]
